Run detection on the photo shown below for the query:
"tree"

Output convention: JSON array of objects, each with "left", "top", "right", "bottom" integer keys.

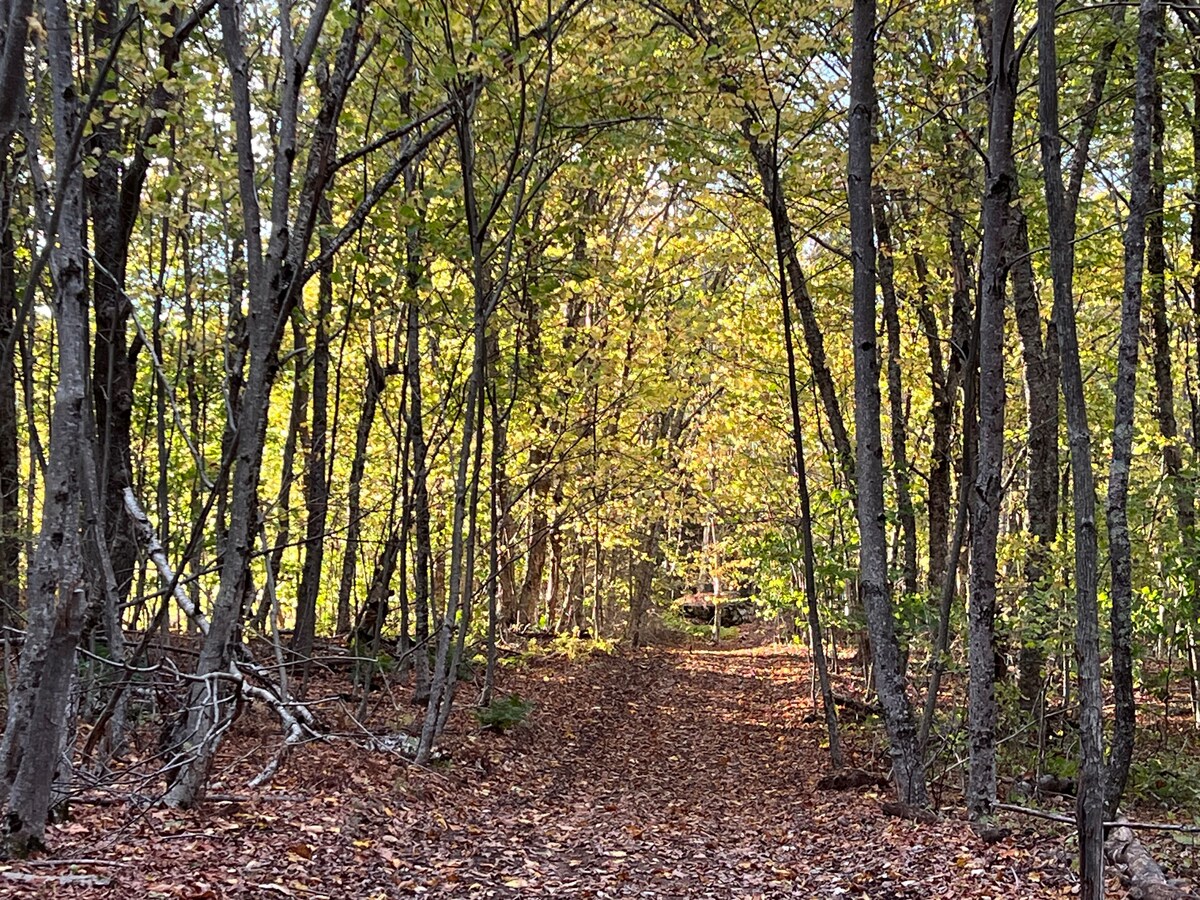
[
  {"left": 1037, "top": 0, "right": 1106, "bottom": 888},
  {"left": 1105, "top": 0, "right": 1161, "bottom": 818},
  {"left": 966, "top": 0, "right": 1019, "bottom": 820},
  {"left": 164, "top": 0, "right": 375, "bottom": 806},
  {"left": 848, "top": 0, "right": 927, "bottom": 806},
  {"left": 0, "top": 0, "right": 93, "bottom": 852}
]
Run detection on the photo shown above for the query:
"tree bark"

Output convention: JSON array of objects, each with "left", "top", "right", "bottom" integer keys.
[
  {"left": 874, "top": 195, "right": 918, "bottom": 601},
  {"left": 1148, "top": 25, "right": 1192, "bottom": 724},
  {"left": 907, "top": 221, "right": 958, "bottom": 594},
  {"left": 293, "top": 203, "right": 334, "bottom": 663},
  {"left": 1010, "top": 210, "right": 1059, "bottom": 713},
  {"left": 0, "top": 0, "right": 91, "bottom": 851},
  {"left": 848, "top": 0, "right": 927, "bottom": 806},
  {"left": 777, "top": 149, "right": 842, "bottom": 767},
  {"left": 1038, "top": 0, "right": 1106, "bottom": 889},
  {"left": 1105, "top": 0, "right": 1160, "bottom": 818},
  {"left": 0, "top": 0, "right": 33, "bottom": 142},
  {"left": 86, "top": 0, "right": 139, "bottom": 611},
  {"left": 0, "top": 156, "right": 21, "bottom": 628},
  {"left": 966, "top": 0, "right": 1017, "bottom": 810},
  {"left": 86, "top": 0, "right": 213, "bottom": 612},
  {"left": 164, "top": 0, "right": 365, "bottom": 806}
]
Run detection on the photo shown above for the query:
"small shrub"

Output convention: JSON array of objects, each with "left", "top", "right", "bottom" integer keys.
[
  {"left": 348, "top": 639, "right": 397, "bottom": 682},
  {"left": 1130, "top": 759, "right": 1200, "bottom": 806},
  {"left": 474, "top": 693, "right": 534, "bottom": 733}
]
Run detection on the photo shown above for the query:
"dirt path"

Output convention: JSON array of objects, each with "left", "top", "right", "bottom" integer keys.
[{"left": 20, "top": 637, "right": 1085, "bottom": 898}]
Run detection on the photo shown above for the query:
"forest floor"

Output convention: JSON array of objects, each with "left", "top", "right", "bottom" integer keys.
[{"left": 2, "top": 626, "right": 1140, "bottom": 898}]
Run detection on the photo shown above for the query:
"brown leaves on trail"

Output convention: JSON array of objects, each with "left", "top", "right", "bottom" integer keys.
[{"left": 4, "top": 630, "right": 1085, "bottom": 898}]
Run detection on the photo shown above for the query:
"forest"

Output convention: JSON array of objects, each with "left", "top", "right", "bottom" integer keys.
[{"left": 0, "top": 0, "right": 1198, "bottom": 894}]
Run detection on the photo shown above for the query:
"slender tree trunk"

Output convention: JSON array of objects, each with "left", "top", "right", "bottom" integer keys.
[
  {"left": 293, "top": 206, "right": 334, "bottom": 663},
  {"left": 908, "top": 227, "right": 955, "bottom": 594},
  {"left": 258, "top": 324, "right": 306, "bottom": 630},
  {"left": 165, "top": 0, "right": 365, "bottom": 806},
  {"left": 0, "top": 156, "right": 20, "bottom": 628},
  {"left": 776, "top": 163, "right": 842, "bottom": 767},
  {"left": 1188, "top": 39, "right": 1200, "bottom": 686},
  {"left": 747, "top": 132, "right": 855, "bottom": 489},
  {"left": 967, "top": 0, "right": 1019, "bottom": 814},
  {"left": 1105, "top": 0, "right": 1160, "bottom": 817},
  {"left": 874, "top": 194, "right": 918, "bottom": 600},
  {"left": 0, "top": 0, "right": 32, "bottom": 143},
  {"left": 1038, "top": 0, "right": 1105, "bottom": 888},
  {"left": 485, "top": 353, "right": 506, "bottom": 703},
  {"left": 848, "top": 0, "right": 927, "bottom": 806},
  {"left": 337, "top": 355, "right": 384, "bottom": 638},
  {"left": 1193, "top": 47, "right": 1200, "bottom": 326},
  {"left": 406, "top": 305, "right": 433, "bottom": 704},
  {"left": 1150, "top": 34, "right": 1195, "bottom": 723},
  {"left": 87, "top": 0, "right": 203, "bottom": 612},
  {"left": 919, "top": 299, "right": 979, "bottom": 753},
  {"left": 629, "top": 521, "right": 663, "bottom": 648},
  {"left": 1010, "top": 210, "right": 1059, "bottom": 713},
  {"left": 418, "top": 296, "right": 484, "bottom": 762},
  {"left": 86, "top": 0, "right": 136, "bottom": 597}
]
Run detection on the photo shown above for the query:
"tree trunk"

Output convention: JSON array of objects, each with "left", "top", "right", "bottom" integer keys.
[
  {"left": 1010, "top": 210, "right": 1059, "bottom": 713},
  {"left": 0, "top": 0, "right": 33, "bottom": 143},
  {"left": 1149, "top": 26, "right": 1193, "bottom": 736},
  {"left": 967, "top": 0, "right": 1018, "bottom": 814},
  {"left": 164, "top": 0, "right": 365, "bottom": 806},
  {"left": 747, "top": 132, "right": 855, "bottom": 489},
  {"left": 1105, "top": 0, "right": 1160, "bottom": 817},
  {"left": 848, "top": 0, "right": 927, "bottom": 807},
  {"left": 874, "top": 194, "right": 918, "bottom": 601},
  {"left": 87, "top": 0, "right": 139, "bottom": 614},
  {"left": 293, "top": 206, "right": 334, "bottom": 663},
  {"left": 0, "top": 156, "right": 21, "bottom": 628},
  {"left": 0, "top": 0, "right": 91, "bottom": 850},
  {"left": 908, "top": 224, "right": 956, "bottom": 594},
  {"left": 1038, "top": 0, "right": 1106, "bottom": 888},
  {"left": 629, "top": 521, "right": 663, "bottom": 648},
  {"left": 775, "top": 152, "right": 842, "bottom": 766},
  {"left": 405, "top": 291, "right": 433, "bottom": 702}
]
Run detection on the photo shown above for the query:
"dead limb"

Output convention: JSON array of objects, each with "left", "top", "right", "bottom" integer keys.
[
  {"left": 996, "top": 802, "right": 1200, "bottom": 834},
  {"left": 0, "top": 871, "right": 113, "bottom": 887},
  {"left": 123, "top": 487, "right": 320, "bottom": 786},
  {"left": 15, "top": 858, "right": 133, "bottom": 867},
  {"left": 997, "top": 804, "right": 1200, "bottom": 896}
]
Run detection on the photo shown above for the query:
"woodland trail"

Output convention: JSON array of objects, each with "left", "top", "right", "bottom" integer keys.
[{"left": 15, "top": 633, "right": 1085, "bottom": 898}]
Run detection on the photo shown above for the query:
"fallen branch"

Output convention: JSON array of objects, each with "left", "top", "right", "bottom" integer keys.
[
  {"left": 1106, "top": 824, "right": 1196, "bottom": 899},
  {"left": 0, "top": 872, "right": 113, "bottom": 887},
  {"left": 996, "top": 802, "right": 1200, "bottom": 834},
  {"left": 993, "top": 802, "right": 1076, "bottom": 826},
  {"left": 124, "top": 488, "right": 321, "bottom": 785},
  {"left": 15, "top": 858, "right": 133, "bottom": 868}
]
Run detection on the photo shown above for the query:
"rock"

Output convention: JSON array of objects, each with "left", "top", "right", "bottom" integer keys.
[{"left": 674, "top": 594, "right": 755, "bottom": 626}]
